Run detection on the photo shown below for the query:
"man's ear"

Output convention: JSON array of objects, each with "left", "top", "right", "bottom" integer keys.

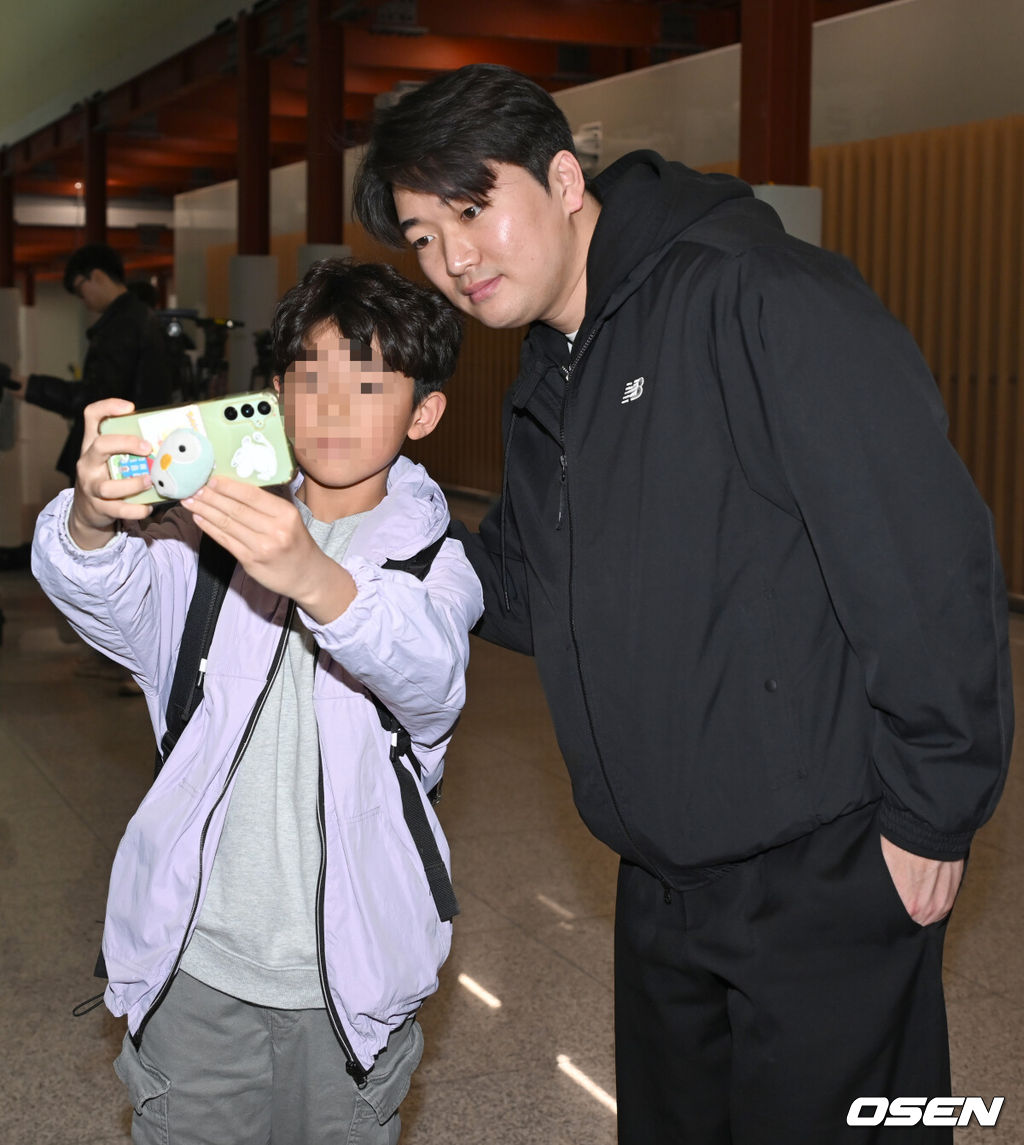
[
  {"left": 406, "top": 391, "right": 447, "bottom": 442},
  {"left": 549, "top": 150, "right": 588, "bottom": 216}
]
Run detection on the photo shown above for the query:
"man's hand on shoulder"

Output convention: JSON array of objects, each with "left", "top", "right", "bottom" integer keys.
[
  {"left": 880, "top": 835, "right": 965, "bottom": 926},
  {"left": 183, "top": 476, "right": 356, "bottom": 623}
]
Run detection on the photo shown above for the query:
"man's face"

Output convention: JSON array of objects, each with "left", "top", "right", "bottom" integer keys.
[
  {"left": 70, "top": 270, "right": 109, "bottom": 315},
  {"left": 278, "top": 323, "right": 420, "bottom": 500},
  {"left": 393, "top": 160, "right": 585, "bottom": 333}
]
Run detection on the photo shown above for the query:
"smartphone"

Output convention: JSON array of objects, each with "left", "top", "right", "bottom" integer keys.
[{"left": 100, "top": 391, "right": 297, "bottom": 505}]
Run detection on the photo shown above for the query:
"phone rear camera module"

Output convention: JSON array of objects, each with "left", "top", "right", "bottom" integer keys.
[
  {"left": 257, "top": 401, "right": 271, "bottom": 416},
  {"left": 241, "top": 403, "right": 254, "bottom": 419},
  {"left": 224, "top": 406, "right": 239, "bottom": 421}
]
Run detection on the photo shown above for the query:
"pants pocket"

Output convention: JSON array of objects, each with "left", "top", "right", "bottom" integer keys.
[
  {"left": 113, "top": 1030, "right": 171, "bottom": 1118},
  {"left": 358, "top": 1017, "right": 425, "bottom": 1127},
  {"left": 872, "top": 822, "right": 931, "bottom": 933}
]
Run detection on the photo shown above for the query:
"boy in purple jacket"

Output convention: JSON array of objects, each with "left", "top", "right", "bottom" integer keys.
[{"left": 32, "top": 259, "right": 483, "bottom": 1144}]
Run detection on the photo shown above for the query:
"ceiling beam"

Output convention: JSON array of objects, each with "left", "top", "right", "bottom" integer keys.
[
  {"left": 380, "top": 0, "right": 662, "bottom": 47},
  {"left": 345, "top": 28, "right": 558, "bottom": 74}
]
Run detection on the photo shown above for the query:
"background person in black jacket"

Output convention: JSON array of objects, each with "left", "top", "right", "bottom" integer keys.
[
  {"left": 0, "top": 244, "right": 171, "bottom": 680},
  {"left": 7, "top": 242, "right": 171, "bottom": 482},
  {"left": 354, "top": 65, "right": 1014, "bottom": 1144}
]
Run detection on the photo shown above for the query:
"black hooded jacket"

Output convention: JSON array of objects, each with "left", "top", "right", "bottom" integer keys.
[{"left": 452, "top": 151, "right": 1013, "bottom": 884}]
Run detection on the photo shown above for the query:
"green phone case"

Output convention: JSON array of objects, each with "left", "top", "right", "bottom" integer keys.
[{"left": 99, "top": 391, "right": 297, "bottom": 504}]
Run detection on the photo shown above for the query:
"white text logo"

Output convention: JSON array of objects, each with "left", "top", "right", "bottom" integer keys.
[
  {"left": 847, "top": 1097, "right": 1004, "bottom": 1127},
  {"left": 621, "top": 376, "right": 645, "bottom": 404}
]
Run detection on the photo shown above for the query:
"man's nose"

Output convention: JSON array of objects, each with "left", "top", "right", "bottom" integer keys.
[{"left": 445, "top": 234, "right": 479, "bottom": 277}]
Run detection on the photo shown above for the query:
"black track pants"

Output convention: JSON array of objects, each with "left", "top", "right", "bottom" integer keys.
[{"left": 614, "top": 802, "right": 953, "bottom": 1145}]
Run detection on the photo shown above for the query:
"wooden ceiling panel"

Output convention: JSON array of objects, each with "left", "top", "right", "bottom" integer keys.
[{"left": 5, "top": 0, "right": 895, "bottom": 276}]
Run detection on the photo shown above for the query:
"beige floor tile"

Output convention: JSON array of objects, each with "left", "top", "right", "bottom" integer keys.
[{"left": 948, "top": 989, "right": 1024, "bottom": 1144}]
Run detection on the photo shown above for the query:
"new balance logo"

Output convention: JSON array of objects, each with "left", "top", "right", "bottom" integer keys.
[{"left": 622, "top": 376, "right": 645, "bottom": 404}]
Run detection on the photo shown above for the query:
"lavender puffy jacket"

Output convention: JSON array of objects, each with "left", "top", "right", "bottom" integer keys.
[{"left": 32, "top": 457, "right": 483, "bottom": 1069}]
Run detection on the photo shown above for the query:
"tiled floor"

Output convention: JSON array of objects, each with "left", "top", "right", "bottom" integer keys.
[{"left": 1, "top": 496, "right": 1022, "bottom": 1144}]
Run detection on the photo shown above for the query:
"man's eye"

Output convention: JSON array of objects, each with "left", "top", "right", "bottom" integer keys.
[
  {"left": 411, "top": 235, "right": 432, "bottom": 251},
  {"left": 461, "top": 205, "right": 482, "bottom": 220}
]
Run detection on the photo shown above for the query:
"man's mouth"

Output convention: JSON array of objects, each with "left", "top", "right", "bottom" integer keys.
[{"left": 463, "top": 276, "right": 500, "bottom": 304}]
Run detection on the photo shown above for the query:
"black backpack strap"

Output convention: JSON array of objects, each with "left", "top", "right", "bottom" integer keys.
[
  {"left": 375, "top": 531, "right": 459, "bottom": 921},
  {"left": 156, "top": 534, "right": 236, "bottom": 777},
  {"left": 378, "top": 703, "right": 459, "bottom": 922},
  {"left": 380, "top": 532, "right": 445, "bottom": 578}
]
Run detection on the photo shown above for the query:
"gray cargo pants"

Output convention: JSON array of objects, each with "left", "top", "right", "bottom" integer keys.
[{"left": 114, "top": 972, "right": 423, "bottom": 1145}]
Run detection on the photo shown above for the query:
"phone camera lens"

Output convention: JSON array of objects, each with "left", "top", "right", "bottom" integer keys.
[
  {"left": 224, "top": 406, "right": 238, "bottom": 421},
  {"left": 257, "top": 401, "right": 271, "bottom": 415},
  {"left": 241, "top": 403, "right": 254, "bottom": 418}
]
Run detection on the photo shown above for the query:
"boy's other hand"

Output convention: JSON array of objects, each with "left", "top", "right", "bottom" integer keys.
[
  {"left": 70, "top": 398, "right": 154, "bottom": 549},
  {"left": 183, "top": 476, "right": 356, "bottom": 623}
]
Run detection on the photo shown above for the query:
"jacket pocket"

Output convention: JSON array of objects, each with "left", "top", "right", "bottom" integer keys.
[
  {"left": 323, "top": 802, "right": 451, "bottom": 1028},
  {"left": 738, "top": 587, "right": 807, "bottom": 790}
]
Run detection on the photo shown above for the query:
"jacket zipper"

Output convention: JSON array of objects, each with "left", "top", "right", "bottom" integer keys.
[
  {"left": 559, "top": 329, "right": 675, "bottom": 899},
  {"left": 315, "top": 756, "right": 369, "bottom": 1086},
  {"left": 311, "top": 651, "right": 369, "bottom": 1086},
  {"left": 132, "top": 600, "right": 296, "bottom": 1048}
]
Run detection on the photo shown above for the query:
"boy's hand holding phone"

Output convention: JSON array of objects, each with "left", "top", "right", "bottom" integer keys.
[
  {"left": 184, "top": 478, "right": 356, "bottom": 624},
  {"left": 70, "top": 399, "right": 155, "bottom": 550}
]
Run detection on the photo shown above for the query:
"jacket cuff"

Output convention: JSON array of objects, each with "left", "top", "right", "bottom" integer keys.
[
  {"left": 56, "top": 489, "right": 124, "bottom": 560},
  {"left": 877, "top": 798, "right": 974, "bottom": 861},
  {"left": 24, "top": 373, "right": 71, "bottom": 415}
]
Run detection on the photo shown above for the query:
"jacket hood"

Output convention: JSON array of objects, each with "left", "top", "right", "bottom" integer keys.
[{"left": 583, "top": 150, "right": 759, "bottom": 327}]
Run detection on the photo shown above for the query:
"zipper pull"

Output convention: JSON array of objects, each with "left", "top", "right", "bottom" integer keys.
[
  {"left": 560, "top": 364, "right": 570, "bottom": 382},
  {"left": 556, "top": 454, "right": 567, "bottom": 530}
]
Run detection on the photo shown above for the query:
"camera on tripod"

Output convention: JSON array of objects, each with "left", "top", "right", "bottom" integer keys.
[{"left": 154, "top": 309, "right": 246, "bottom": 401}]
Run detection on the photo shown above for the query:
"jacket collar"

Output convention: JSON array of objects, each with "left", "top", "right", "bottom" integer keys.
[{"left": 289, "top": 455, "right": 449, "bottom": 566}]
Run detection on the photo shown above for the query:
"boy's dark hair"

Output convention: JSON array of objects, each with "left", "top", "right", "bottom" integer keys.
[
  {"left": 354, "top": 64, "right": 576, "bottom": 249},
  {"left": 271, "top": 259, "right": 462, "bottom": 402},
  {"left": 63, "top": 243, "right": 126, "bottom": 293}
]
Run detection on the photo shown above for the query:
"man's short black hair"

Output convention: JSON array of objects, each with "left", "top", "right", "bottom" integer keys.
[
  {"left": 271, "top": 259, "right": 462, "bottom": 403},
  {"left": 62, "top": 243, "right": 126, "bottom": 293},
  {"left": 354, "top": 64, "right": 576, "bottom": 248}
]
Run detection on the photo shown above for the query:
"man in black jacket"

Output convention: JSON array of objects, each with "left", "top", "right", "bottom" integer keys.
[
  {"left": 354, "top": 65, "right": 1013, "bottom": 1144},
  {"left": 14, "top": 243, "right": 171, "bottom": 480}
]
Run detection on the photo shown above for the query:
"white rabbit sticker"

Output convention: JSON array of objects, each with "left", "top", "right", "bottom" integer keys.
[{"left": 231, "top": 430, "right": 278, "bottom": 481}]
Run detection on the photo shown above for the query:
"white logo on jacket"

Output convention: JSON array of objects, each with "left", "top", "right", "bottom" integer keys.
[{"left": 622, "top": 376, "right": 645, "bottom": 404}]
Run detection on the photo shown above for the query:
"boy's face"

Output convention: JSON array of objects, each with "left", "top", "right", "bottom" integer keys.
[
  {"left": 393, "top": 157, "right": 587, "bottom": 334},
  {"left": 277, "top": 323, "right": 439, "bottom": 508}
]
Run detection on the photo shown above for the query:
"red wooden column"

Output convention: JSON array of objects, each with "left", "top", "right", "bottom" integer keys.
[
  {"left": 306, "top": 0, "right": 346, "bottom": 246},
  {"left": 0, "top": 152, "right": 14, "bottom": 289},
  {"left": 84, "top": 100, "right": 108, "bottom": 245},
  {"left": 237, "top": 10, "right": 271, "bottom": 256},
  {"left": 739, "top": 0, "right": 813, "bottom": 187}
]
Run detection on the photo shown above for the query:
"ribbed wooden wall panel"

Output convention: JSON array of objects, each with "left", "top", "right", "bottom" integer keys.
[{"left": 811, "top": 115, "right": 1024, "bottom": 594}]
